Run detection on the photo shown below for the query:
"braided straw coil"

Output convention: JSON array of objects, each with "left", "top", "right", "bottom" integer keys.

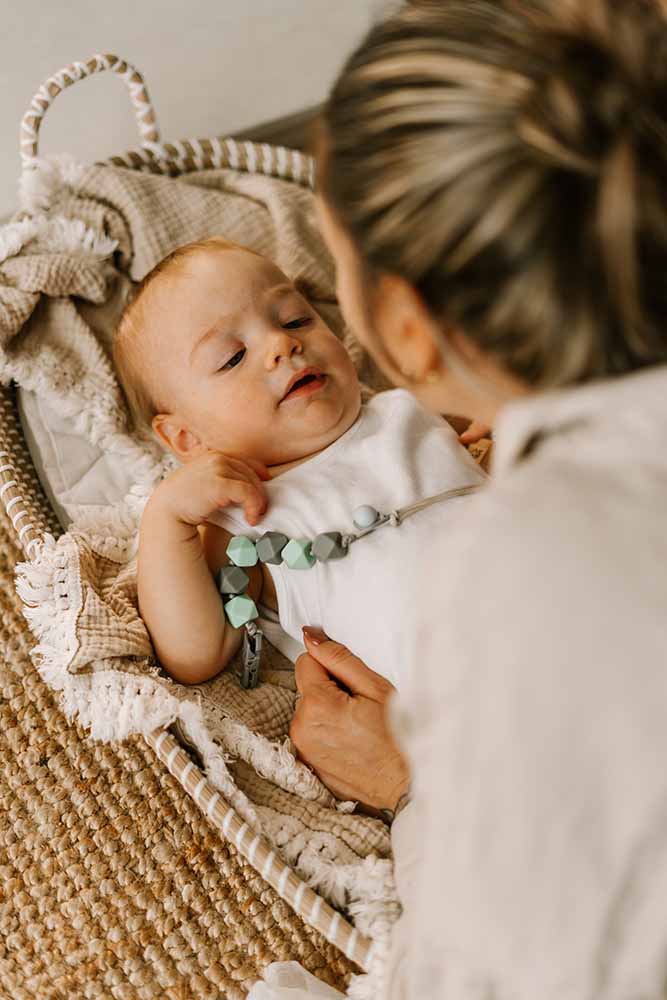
[{"left": 0, "top": 383, "right": 360, "bottom": 997}]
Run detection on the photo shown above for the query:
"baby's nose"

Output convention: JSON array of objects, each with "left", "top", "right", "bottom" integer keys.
[{"left": 265, "top": 330, "right": 303, "bottom": 367}]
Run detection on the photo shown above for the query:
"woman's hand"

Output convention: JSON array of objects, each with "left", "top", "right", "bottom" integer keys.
[
  {"left": 443, "top": 415, "right": 492, "bottom": 445},
  {"left": 289, "top": 628, "right": 410, "bottom": 812},
  {"left": 458, "top": 419, "right": 492, "bottom": 445}
]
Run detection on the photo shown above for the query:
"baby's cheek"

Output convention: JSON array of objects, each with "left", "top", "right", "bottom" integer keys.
[
  {"left": 236, "top": 410, "right": 274, "bottom": 450},
  {"left": 325, "top": 332, "right": 358, "bottom": 374},
  {"left": 206, "top": 406, "right": 267, "bottom": 457},
  {"left": 336, "top": 345, "right": 362, "bottom": 392}
]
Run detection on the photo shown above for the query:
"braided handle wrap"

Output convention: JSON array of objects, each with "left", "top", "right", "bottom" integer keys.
[{"left": 20, "top": 53, "right": 160, "bottom": 166}]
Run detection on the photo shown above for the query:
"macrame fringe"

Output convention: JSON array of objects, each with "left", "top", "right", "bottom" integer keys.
[
  {"left": 18, "top": 152, "right": 89, "bottom": 215},
  {"left": 14, "top": 534, "right": 261, "bottom": 832},
  {"left": 207, "top": 715, "right": 338, "bottom": 808},
  {"left": 14, "top": 527, "right": 398, "bottom": 961},
  {"left": 0, "top": 211, "right": 117, "bottom": 265},
  {"left": 61, "top": 669, "right": 262, "bottom": 831},
  {"left": 15, "top": 533, "right": 81, "bottom": 688},
  {"left": 267, "top": 851, "right": 397, "bottom": 1000}
]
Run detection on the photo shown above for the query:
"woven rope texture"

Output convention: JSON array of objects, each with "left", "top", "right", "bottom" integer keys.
[{"left": 0, "top": 385, "right": 355, "bottom": 999}]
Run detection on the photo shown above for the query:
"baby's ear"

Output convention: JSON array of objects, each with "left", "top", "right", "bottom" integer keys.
[
  {"left": 152, "top": 413, "right": 176, "bottom": 454},
  {"left": 152, "top": 413, "right": 202, "bottom": 461}
]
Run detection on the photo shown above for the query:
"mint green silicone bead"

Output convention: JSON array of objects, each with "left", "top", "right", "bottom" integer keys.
[
  {"left": 281, "top": 538, "right": 316, "bottom": 569},
  {"left": 224, "top": 594, "right": 259, "bottom": 629},
  {"left": 226, "top": 535, "right": 258, "bottom": 567}
]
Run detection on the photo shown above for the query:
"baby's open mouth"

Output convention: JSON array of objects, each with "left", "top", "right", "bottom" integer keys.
[{"left": 280, "top": 370, "right": 327, "bottom": 403}]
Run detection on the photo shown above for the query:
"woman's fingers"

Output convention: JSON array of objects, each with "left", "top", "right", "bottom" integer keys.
[
  {"left": 301, "top": 627, "right": 394, "bottom": 701},
  {"left": 294, "top": 649, "right": 347, "bottom": 698},
  {"left": 291, "top": 646, "right": 409, "bottom": 810},
  {"left": 291, "top": 653, "right": 350, "bottom": 761},
  {"left": 459, "top": 420, "right": 492, "bottom": 445}
]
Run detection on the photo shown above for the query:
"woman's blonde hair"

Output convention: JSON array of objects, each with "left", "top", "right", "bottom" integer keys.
[
  {"left": 113, "top": 236, "right": 251, "bottom": 432},
  {"left": 319, "top": 0, "right": 667, "bottom": 387}
]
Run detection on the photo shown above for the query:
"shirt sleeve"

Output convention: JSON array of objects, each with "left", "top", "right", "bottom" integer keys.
[{"left": 388, "top": 468, "right": 667, "bottom": 1000}]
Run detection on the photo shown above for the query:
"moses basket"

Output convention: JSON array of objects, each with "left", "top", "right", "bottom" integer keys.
[{"left": 0, "top": 55, "right": 394, "bottom": 999}]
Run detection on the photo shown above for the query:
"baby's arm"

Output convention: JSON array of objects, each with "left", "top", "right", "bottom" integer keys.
[{"left": 138, "top": 452, "right": 268, "bottom": 686}]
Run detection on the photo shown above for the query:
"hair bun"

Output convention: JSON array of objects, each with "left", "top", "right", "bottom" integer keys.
[
  {"left": 322, "top": 0, "right": 667, "bottom": 387},
  {"left": 519, "top": 7, "right": 664, "bottom": 174}
]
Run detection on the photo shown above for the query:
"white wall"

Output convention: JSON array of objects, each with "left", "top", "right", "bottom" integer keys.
[{"left": 0, "top": 0, "right": 384, "bottom": 219}]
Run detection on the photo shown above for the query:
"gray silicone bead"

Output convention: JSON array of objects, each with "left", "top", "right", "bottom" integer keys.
[
  {"left": 217, "top": 565, "right": 250, "bottom": 595},
  {"left": 311, "top": 531, "right": 348, "bottom": 561},
  {"left": 256, "top": 531, "right": 289, "bottom": 564}
]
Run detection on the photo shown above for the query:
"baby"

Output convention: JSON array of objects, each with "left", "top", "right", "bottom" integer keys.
[{"left": 115, "top": 237, "right": 488, "bottom": 691}]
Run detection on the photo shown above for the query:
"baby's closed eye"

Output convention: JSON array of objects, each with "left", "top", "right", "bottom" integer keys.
[
  {"left": 218, "top": 348, "right": 246, "bottom": 371},
  {"left": 283, "top": 317, "right": 312, "bottom": 329}
]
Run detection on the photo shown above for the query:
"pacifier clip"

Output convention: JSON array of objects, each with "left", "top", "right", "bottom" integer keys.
[{"left": 216, "top": 483, "right": 481, "bottom": 688}]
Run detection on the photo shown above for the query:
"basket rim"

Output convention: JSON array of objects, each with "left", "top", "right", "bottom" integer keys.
[{"left": 98, "top": 133, "right": 315, "bottom": 188}]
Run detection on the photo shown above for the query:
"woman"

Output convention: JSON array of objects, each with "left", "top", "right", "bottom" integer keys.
[{"left": 255, "top": 1, "right": 667, "bottom": 996}]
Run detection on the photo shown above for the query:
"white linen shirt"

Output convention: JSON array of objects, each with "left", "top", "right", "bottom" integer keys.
[{"left": 388, "top": 365, "right": 667, "bottom": 1000}]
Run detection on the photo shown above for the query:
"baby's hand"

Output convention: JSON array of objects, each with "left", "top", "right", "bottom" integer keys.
[{"left": 152, "top": 451, "right": 270, "bottom": 527}]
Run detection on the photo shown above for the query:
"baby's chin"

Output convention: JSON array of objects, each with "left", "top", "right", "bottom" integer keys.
[{"left": 266, "top": 390, "right": 361, "bottom": 470}]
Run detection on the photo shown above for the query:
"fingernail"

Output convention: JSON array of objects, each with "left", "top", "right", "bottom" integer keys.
[{"left": 302, "top": 626, "right": 329, "bottom": 646}]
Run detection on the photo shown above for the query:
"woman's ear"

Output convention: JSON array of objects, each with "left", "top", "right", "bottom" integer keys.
[
  {"left": 371, "top": 273, "right": 443, "bottom": 384},
  {"left": 152, "top": 413, "right": 204, "bottom": 461}
]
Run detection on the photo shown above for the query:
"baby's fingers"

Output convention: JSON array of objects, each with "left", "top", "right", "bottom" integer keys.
[
  {"left": 218, "top": 478, "right": 267, "bottom": 525},
  {"left": 224, "top": 458, "right": 270, "bottom": 509},
  {"left": 243, "top": 457, "right": 272, "bottom": 482}
]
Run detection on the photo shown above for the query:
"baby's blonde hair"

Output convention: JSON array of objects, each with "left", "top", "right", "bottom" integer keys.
[{"left": 113, "top": 236, "right": 257, "bottom": 432}]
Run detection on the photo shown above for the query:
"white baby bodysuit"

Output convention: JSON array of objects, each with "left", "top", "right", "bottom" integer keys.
[{"left": 207, "top": 389, "right": 487, "bottom": 690}]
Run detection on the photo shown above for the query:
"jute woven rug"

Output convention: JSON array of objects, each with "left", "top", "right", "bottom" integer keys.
[{"left": 0, "top": 412, "right": 355, "bottom": 998}]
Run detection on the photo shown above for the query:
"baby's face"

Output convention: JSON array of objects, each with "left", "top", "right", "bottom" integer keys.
[{"left": 149, "top": 248, "right": 361, "bottom": 467}]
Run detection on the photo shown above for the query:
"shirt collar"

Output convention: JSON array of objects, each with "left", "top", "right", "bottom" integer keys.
[{"left": 492, "top": 364, "right": 667, "bottom": 474}]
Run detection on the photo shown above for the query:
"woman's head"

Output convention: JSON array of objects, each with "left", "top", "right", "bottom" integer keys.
[
  {"left": 317, "top": 0, "right": 667, "bottom": 420},
  {"left": 113, "top": 237, "right": 360, "bottom": 467}
]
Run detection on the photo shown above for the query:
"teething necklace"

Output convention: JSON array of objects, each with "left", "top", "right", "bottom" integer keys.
[{"left": 216, "top": 483, "right": 482, "bottom": 688}]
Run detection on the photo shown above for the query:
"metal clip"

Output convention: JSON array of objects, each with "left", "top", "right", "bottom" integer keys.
[{"left": 240, "top": 622, "right": 263, "bottom": 689}]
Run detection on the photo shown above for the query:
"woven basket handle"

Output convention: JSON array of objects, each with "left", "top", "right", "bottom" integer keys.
[{"left": 20, "top": 53, "right": 160, "bottom": 166}]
